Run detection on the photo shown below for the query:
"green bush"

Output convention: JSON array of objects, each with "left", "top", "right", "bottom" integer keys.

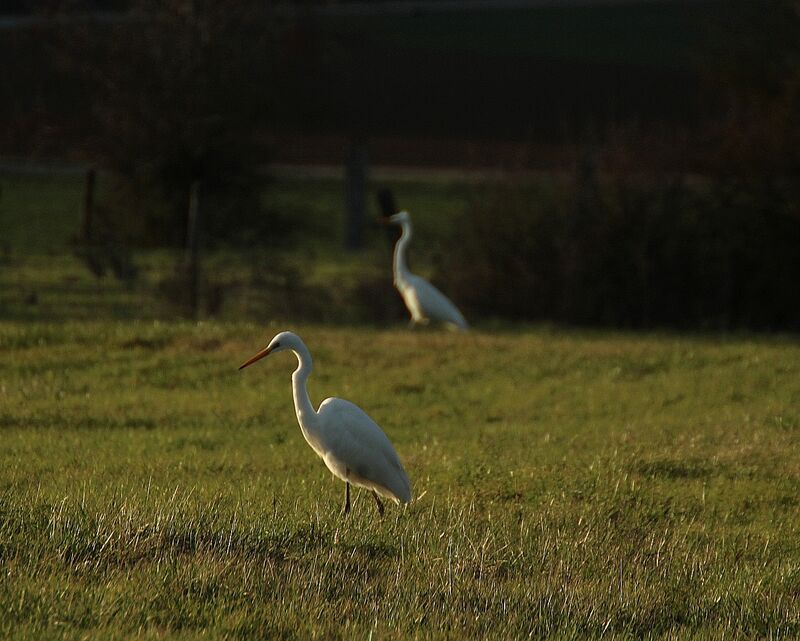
[{"left": 440, "top": 174, "right": 800, "bottom": 331}]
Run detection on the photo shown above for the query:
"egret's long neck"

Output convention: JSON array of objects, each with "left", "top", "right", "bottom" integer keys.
[
  {"left": 290, "top": 345, "right": 321, "bottom": 447},
  {"left": 393, "top": 221, "right": 412, "bottom": 285}
]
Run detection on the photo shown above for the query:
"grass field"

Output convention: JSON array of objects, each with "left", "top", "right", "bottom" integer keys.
[
  {"left": 2, "top": 172, "right": 800, "bottom": 638},
  {"left": 1, "top": 322, "right": 800, "bottom": 639},
  {"left": 0, "top": 172, "right": 471, "bottom": 323}
]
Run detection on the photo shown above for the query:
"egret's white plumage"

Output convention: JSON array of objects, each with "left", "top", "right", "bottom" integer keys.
[
  {"left": 386, "top": 211, "right": 468, "bottom": 331},
  {"left": 239, "top": 331, "right": 411, "bottom": 515}
]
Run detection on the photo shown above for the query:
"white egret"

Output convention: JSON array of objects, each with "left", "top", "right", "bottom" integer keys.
[
  {"left": 383, "top": 211, "right": 468, "bottom": 331},
  {"left": 239, "top": 331, "right": 412, "bottom": 516}
]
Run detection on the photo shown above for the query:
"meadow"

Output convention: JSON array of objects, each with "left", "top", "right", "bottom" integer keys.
[
  {"left": 0, "top": 172, "right": 470, "bottom": 323},
  {"left": 2, "top": 322, "right": 800, "bottom": 639},
  {"left": 1, "top": 173, "right": 800, "bottom": 639}
]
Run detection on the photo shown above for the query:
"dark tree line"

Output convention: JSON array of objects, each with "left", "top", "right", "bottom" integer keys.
[
  {"left": 1, "top": 0, "right": 798, "bottom": 328},
  {"left": 57, "top": 1, "right": 287, "bottom": 247}
]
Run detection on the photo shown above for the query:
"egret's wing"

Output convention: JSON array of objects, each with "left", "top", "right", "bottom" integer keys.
[
  {"left": 408, "top": 275, "right": 468, "bottom": 330},
  {"left": 317, "top": 398, "right": 412, "bottom": 503}
]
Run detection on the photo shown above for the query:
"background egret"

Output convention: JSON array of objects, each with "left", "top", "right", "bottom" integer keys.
[
  {"left": 239, "top": 331, "right": 412, "bottom": 516},
  {"left": 384, "top": 211, "right": 469, "bottom": 331}
]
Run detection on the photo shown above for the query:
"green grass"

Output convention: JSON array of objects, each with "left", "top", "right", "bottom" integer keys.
[
  {"left": 0, "top": 173, "right": 472, "bottom": 323},
  {"left": 2, "top": 172, "right": 800, "bottom": 638},
  {"left": 1, "top": 322, "right": 800, "bottom": 639},
  {"left": 0, "top": 174, "right": 85, "bottom": 254}
]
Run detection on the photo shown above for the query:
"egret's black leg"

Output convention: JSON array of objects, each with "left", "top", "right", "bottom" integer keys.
[
  {"left": 343, "top": 481, "right": 351, "bottom": 516},
  {"left": 372, "top": 490, "right": 385, "bottom": 518}
]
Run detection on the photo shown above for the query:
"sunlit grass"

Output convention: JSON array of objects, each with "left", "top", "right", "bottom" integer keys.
[
  {"left": 2, "top": 173, "right": 799, "bottom": 637},
  {"left": 1, "top": 322, "right": 799, "bottom": 639}
]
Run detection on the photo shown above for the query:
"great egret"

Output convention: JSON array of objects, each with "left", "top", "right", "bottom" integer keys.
[
  {"left": 239, "top": 331, "right": 412, "bottom": 516},
  {"left": 383, "top": 211, "right": 468, "bottom": 331}
]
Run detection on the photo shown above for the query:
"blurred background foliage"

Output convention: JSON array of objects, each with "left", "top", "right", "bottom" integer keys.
[
  {"left": 53, "top": 0, "right": 284, "bottom": 247},
  {"left": 0, "top": 0, "right": 798, "bottom": 329},
  {"left": 442, "top": 171, "right": 800, "bottom": 330}
]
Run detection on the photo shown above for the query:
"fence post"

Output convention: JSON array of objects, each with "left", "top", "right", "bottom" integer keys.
[
  {"left": 344, "top": 140, "right": 369, "bottom": 251},
  {"left": 186, "top": 180, "right": 201, "bottom": 318},
  {"left": 81, "top": 167, "right": 96, "bottom": 243},
  {"left": 377, "top": 187, "right": 400, "bottom": 249}
]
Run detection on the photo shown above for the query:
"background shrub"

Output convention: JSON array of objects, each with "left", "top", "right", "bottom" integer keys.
[{"left": 441, "top": 171, "right": 800, "bottom": 331}]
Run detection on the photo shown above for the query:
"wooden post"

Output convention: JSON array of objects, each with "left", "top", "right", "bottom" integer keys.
[
  {"left": 186, "top": 180, "right": 201, "bottom": 318},
  {"left": 377, "top": 187, "right": 400, "bottom": 248},
  {"left": 81, "top": 167, "right": 96, "bottom": 243},
  {"left": 344, "top": 141, "right": 368, "bottom": 251}
]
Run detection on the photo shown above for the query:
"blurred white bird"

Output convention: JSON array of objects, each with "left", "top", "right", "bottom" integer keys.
[
  {"left": 384, "top": 211, "right": 468, "bottom": 331},
  {"left": 239, "top": 331, "right": 412, "bottom": 516}
]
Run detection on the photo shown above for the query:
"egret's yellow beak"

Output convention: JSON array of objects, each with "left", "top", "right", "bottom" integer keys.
[{"left": 238, "top": 345, "right": 274, "bottom": 370}]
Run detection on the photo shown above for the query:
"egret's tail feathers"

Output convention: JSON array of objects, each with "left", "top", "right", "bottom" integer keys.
[
  {"left": 396, "top": 472, "right": 412, "bottom": 504},
  {"left": 383, "top": 467, "right": 412, "bottom": 504}
]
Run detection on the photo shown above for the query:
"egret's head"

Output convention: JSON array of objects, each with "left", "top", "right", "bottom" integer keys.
[
  {"left": 239, "top": 330, "right": 301, "bottom": 370},
  {"left": 387, "top": 210, "right": 411, "bottom": 226}
]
